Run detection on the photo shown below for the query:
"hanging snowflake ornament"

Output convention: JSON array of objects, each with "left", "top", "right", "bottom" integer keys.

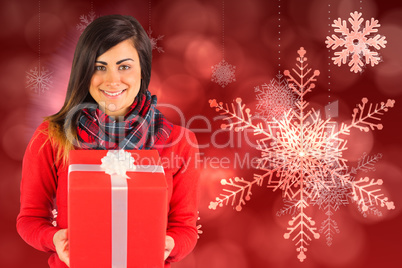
[
  {"left": 147, "top": 27, "right": 164, "bottom": 53},
  {"left": 76, "top": 10, "right": 97, "bottom": 32},
  {"left": 211, "top": 59, "right": 236, "bottom": 88},
  {"left": 208, "top": 47, "right": 395, "bottom": 261},
  {"left": 326, "top": 11, "right": 387, "bottom": 73},
  {"left": 255, "top": 72, "right": 297, "bottom": 121},
  {"left": 26, "top": 65, "right": 53, "bottom": 94}
]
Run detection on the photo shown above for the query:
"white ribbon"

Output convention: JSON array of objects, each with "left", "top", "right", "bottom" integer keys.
[
  {"left": 68, "top": 164, "right": 164, "bottom": 174},
  {"left": 111, "top": 174, "right": 128, "bottom": 268},
  {"left": 68, "top": 163, "right": 164, "bottom": 268}
]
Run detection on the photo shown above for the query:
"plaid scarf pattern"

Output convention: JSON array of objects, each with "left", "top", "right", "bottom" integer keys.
[{"left": 76, "top": 91, "right": 173, "bottom": 151}]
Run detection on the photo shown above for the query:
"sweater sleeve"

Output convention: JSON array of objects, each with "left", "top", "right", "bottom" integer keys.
[
  {"left": 16, "top": 122, "right": 61, "bottom": 252},
  {"left": 165, "top": 128, "right": 200, "bottom": 263}
]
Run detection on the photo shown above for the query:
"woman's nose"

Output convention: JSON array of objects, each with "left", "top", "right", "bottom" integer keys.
[
  {"left": 105, "top": 69, "right": 120, "bottom": 88},
  {"left": 107, "top": 82, "right": 120, "bottom": 88}
]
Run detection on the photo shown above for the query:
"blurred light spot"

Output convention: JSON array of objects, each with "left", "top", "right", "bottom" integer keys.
[
  {"left": 0, "top": 232, "right": 24, "bottom": 267},
  {"left": 0, "top": 160, "right": 21, "bottom": 218},
  {"left": 261, "top": 16, "right": 295, "bottom": 52},
  {"left": 196, "top": 239, "right": 249, "bottom": 268},
  {"left": 338, "top": 0, "right": 377, "bottom": 19},
  {"left": 307, "top": 0, "right": 332, "bottom": 42},
  {"left": 159, "top": 0, "right": 214, "bottom": 34},
  {"left": 158, "top": 74, "right": 205, "bottom": 123},
  {"left": 25, "top": 13, "right": 66, "bottom": 55},
  {"left": 342, "top": 123, "right": 374, "bottom": 161},
  {"left": 374, "top": 24, "right": 402, "bottom": 97},
  {"left": 246, "top": 214, "right": 295, "bottom": 266},
  {"left": 0, "top": 1, "right": 25, "bottom": 37},
  {"left": 185, "top": 37, "right": 221, "bottom": 79},
  {"left": 311, "top": 210, "right": 366, "bottom": 266},
  {"left": 0, "top": 55, "right": 36, "bottom": 105},
  {"left": 154, "top": 53, "right": 186, "bottom": 79},
  {"left": 2, "top": 124, "right": 31, "bottom": 161}
]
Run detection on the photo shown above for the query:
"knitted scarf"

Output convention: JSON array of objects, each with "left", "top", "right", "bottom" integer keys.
[{"left": 76, "top": 91, "right": 173, "bottom": 152}]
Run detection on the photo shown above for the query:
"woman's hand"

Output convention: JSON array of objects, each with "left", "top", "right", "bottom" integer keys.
[
  {"left": 53, "top": 229, "right": 70, "bottom": 267},
  {"left": 164, "top": 235, "right": 175, "bottom": 260}
]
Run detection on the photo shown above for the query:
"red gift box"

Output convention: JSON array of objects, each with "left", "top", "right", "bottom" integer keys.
[{"left": 68, "top": 149, "right": 167, "bottom": 268}]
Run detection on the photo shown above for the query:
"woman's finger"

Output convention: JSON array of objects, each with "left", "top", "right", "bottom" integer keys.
[
  {"left": 54, "top": 229, "right": 70, "bottom": 267},
  {"left": 164, "top": 236, "right": 175, "bottom": 260}
]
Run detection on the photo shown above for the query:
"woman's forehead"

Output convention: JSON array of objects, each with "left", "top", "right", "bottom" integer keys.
[{"left": 97, "top": 39, "right": 139, "bottom": 61}]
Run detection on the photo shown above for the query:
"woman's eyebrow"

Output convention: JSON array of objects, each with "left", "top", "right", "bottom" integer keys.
[
  {"left": 116, "top": 58, "right": 134, "bottom": 64},
  {"left": 95, "top": 60, "right": 107, "bottom": 65},
  {"left": 95, "top": 58, "right": 134, "bottom": 65}
]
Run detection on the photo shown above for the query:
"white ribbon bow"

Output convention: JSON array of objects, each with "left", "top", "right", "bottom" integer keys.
[{"left": 100, "top": 149, "right": 136, "bottom": 179}]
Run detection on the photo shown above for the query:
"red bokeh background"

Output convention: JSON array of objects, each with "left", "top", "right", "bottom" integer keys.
[{"left": 1, "top": 0, "right": 402, "bottom": 267}]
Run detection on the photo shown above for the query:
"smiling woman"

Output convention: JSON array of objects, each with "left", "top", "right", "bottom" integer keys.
[
  {"left": 16, "top": 15, "right": 200, "bottom": 268},
  {"left": 90, "top": 39, "right": 142, "bottom": 117}
]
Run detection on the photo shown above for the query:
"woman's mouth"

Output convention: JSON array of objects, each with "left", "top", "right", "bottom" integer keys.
[{"left": 101, "top": 89, "right": 126, "bottom": 97}]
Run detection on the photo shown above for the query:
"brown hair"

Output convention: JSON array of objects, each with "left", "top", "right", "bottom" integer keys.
[{"left": 45, "top": 15, "right": 152, "bottom": 164}]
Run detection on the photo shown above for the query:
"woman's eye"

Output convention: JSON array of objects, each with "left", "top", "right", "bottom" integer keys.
[
  {"left": 119, "top": 65, "right": 130, "bottom": 70},
  {"left": 95, "top": 66, "right": 106, "bottom": 71}
]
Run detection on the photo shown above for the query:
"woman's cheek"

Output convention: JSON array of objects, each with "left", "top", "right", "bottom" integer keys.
[{"left": 91, "top": 74, "right": 104, "bottom": 88}]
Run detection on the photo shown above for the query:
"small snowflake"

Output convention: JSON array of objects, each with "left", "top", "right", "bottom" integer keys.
[
  {"left": 76, "top": 10, "right": 97, "bottom": 32},
  {"left": 255, "top": 73, "right": 297, "bottom": 121},
  {"left": 326, "top": 11, "right": 387, "bottom": 73},
  {"left": 26, "top": 65, "right": 53, "bottom": 94},
  {"left": 147, "top": 27, "right": 164, "bottom": 53},
  {"left": 211, "top": 59, "right": 236, "bottom": 88}
]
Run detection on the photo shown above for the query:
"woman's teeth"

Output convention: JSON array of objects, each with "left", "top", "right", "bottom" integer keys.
[{"left": 102, "top": 89, "right": 125, "bottom": 96}]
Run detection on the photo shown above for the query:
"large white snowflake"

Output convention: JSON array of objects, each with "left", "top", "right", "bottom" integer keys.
[
  {"left": 326, "top": 11, "right": 387, "bottom": 73},
  {"left": 26, "top": 65, "right": 53, "bottom": 94},
  {"left": 147, "top": 27, "right": 164, "bottom": 53},
  {"left": 76, "top": 10, "right": 97, "bottom": 32},
  {"left": 211, "top": 59, "right": 236, "bottom": 88},
  {"left": 255, "top": 72, "right": 297, "bottom": 121},
  {"left": 208, "top": 47, "right": 395, "bottom": 262}
]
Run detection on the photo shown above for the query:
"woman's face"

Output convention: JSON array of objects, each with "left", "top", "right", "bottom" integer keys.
[{"left": 89, "top": 39, "right": 142, "bottom": 117}]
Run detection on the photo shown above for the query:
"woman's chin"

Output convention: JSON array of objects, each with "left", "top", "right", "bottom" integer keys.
[{"left": 105, "top": 104, "right": 129, "bottom": 117}]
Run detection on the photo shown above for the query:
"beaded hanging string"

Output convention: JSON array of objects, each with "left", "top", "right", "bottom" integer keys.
[
  {"left": 211, "top": 0, "right": 236, "bottom": 88},
  {"left": 26, "top": 0, "right": 53, "bottom": 95},
  {"left": 147, "top": 0, "right": 164, "bottom": 53}
]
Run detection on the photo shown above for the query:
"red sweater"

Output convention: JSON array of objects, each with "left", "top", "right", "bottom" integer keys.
[{"left": 17, "top": 121, "right": 200, "bottom": 267}]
